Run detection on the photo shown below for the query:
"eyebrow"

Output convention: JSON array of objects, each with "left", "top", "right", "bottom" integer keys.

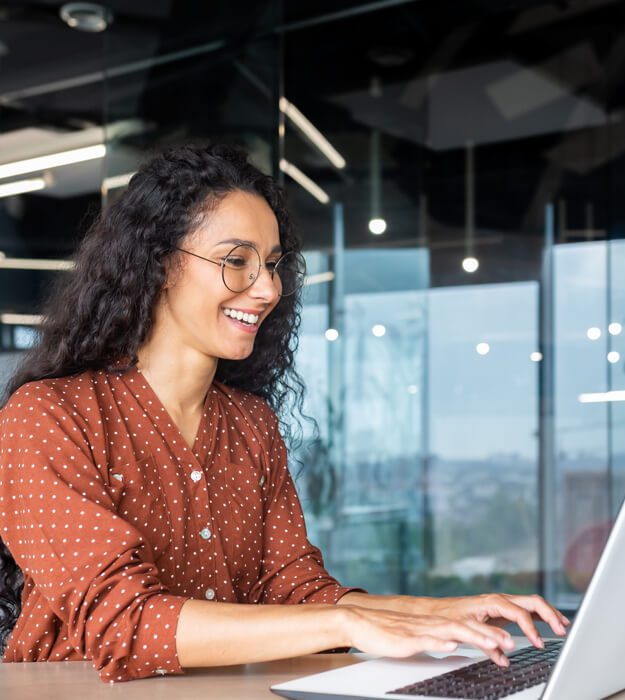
[{"left": 214, "top": 238, "right": 282, "bottom": 254}]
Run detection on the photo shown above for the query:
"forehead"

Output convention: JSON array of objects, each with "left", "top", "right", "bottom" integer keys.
[{"left": 193, "top": 190, "right": 280, "bottom": 249}]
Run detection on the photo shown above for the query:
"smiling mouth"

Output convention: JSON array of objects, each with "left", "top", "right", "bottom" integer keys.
[{"left": 222, "top": 307, "right": 260, "bottom": 327}]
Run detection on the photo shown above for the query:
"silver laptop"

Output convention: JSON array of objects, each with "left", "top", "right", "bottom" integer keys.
[{"left": 272, "top": 492, "right": 625, "bottom": 700}]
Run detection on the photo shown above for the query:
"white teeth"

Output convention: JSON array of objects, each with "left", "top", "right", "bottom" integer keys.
[{"left": 222, "top": 308, "right": 259, "bottom": 325}]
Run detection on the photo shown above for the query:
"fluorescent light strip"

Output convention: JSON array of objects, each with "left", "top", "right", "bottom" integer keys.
[
  {"left": 0, "top": 144, "right": 106, "bottom": 180},
  {"left": 304, "top": 271, "right": 335, "bottom": 286},
  {"left": 0, "top": 255, "right": 74, "bottom": 271},
  {"left": 279, "top": 97, "right": 346, "bottom": 170},
  {"left": 103, "top": 171, "right": 136, "bottom": 190},
  {"left": 0, "top": 313, "right": 43, "bottom": 325},
  {"left": 0, "top": 178, "right": 46, "bottom": 198},
  {"left": 578, "top": 390, "right": 625, "bottom": 403},
  {"left": 279, "top": 158, "right": 330, "bottom": 205}
]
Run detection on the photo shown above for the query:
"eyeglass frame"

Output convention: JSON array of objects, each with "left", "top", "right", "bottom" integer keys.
[{"left": 174, "top": 243, "right": 306, "bottom": 297}]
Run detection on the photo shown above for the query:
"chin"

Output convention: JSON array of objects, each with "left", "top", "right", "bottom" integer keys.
[{"left": 223, "top": 345, "right": 255, "bottom": 361}]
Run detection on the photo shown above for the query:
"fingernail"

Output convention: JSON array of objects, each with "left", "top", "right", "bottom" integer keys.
[
  {"left": 536, "top": 637, "right": 544, "bottom": 648},
  {"left": 503, "top": 637, "right": 515, "bottom": 649}
]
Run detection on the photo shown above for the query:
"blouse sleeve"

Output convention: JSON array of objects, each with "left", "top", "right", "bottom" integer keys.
[
  {"left": 248, "top": 407, "right": 366, "bottom": 606},
  {"left": 0, "top": 384, "right": 189, "bottom": 683}
]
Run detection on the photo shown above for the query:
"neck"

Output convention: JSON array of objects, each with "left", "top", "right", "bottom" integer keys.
[{"left": 136, "top": 336, "right": 217, "bottom": 420}]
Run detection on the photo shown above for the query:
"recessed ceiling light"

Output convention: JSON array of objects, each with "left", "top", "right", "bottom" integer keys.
[{"left": 59, "top": 3, "right": 113, "bottom": 32}]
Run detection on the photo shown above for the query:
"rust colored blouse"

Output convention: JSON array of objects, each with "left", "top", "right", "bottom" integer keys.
[{"left": 0, "top": 365, "right": 360, "bottom": 683}]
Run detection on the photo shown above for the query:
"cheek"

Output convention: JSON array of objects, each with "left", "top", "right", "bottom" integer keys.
[{"left": 181, "top": 271, "right": 224, "bottom": 306}]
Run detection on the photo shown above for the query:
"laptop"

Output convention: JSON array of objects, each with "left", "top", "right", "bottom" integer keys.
[{"left": 272, "top": 492, "right": 625, "bottom": 700}]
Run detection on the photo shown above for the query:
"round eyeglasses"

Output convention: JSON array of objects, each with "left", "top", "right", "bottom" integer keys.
[{"left": 175, "top": 243, "right": 306, "bottom": 297}]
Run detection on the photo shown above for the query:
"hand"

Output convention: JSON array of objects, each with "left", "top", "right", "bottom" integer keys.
[
  {"left": 428, "top": 593, "right": 570, "bottom": 662},
  {"left": 340, "top": 605, "right": 517, "bottom": 665}
]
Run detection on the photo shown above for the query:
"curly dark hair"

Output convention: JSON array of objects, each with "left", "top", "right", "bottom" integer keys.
[{"left": 0, "top": 143, "right": 312, "bottom": 657}]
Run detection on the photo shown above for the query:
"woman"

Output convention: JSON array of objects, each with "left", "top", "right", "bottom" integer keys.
[{"left": 0, "top": 144, "right": 568, "bottom": 683}]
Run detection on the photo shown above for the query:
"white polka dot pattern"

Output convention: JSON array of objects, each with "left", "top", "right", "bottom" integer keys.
[{"left": 0, "top": 364, "right": 363, "bottom": 683}]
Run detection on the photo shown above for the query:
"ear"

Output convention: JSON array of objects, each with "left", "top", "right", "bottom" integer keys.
[{"left": 161, "top": 250, "right": 182, "bottom": 290}]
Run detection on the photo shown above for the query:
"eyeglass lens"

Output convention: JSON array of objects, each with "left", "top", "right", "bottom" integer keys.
[{"left": 221, "top": 244, "right": 306, "bottom": 296}]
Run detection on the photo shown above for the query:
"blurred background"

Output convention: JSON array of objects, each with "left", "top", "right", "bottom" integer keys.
[{"left": 1, "top": 0, "right": 624, "bottom": 614}]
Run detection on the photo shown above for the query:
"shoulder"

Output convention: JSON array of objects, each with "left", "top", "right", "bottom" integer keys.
[{"left": 2, "top": 371, "right": 100, "bottom": 422}]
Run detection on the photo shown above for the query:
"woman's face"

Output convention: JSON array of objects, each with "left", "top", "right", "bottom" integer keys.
[{"left": 160, "top": 189, "right": 283, "bottom": 362}]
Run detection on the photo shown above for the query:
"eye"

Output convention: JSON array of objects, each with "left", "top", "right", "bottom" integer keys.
[
  {"left": 223, "top": 255, "right": 247, "bottom": 268},
  {"left": 266, "top": 260, "right": 280, "bottom": 272}
]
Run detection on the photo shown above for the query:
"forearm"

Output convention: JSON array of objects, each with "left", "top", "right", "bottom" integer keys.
[
  {"left": 336, "top": 591, "right": 435, "bottom": 615},
  {"left": 175, "top": 599, "right": 350, "bottom": 668}
]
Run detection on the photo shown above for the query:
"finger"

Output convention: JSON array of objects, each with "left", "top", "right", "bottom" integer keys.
[
  {"left": 493, "top": 601, "right": 544, "bottom": 648},
  {"left": 486, "top": 648, "right": 510, "bottom": 668},
  {"left": 477, "top": 642, "right": 511, "bottom": 668},
  {"left": 428, "top": 620, "right": 506, "bottom": 655},
  {"left": 509, "top": 595, "right": 567, "bottom": 636},
  {"left": 462, "top": 619, "right": 515, "bottom": 651},
  {"left": 417, "top": 636, "right": 459, "bottom": 654}
]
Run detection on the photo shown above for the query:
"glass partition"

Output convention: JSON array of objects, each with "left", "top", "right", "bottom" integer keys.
[{"left": 283, "top": 0, "right": 625, "bottom": 609}]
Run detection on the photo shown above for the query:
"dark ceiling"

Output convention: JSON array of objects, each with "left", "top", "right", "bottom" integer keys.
[{"left": 0, "top": 0, "right": 624, "bottom": 313}]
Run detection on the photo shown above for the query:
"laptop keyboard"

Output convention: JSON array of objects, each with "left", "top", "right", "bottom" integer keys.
[{"left": 389, "top": 639, "right": 564, "bottom": 699}]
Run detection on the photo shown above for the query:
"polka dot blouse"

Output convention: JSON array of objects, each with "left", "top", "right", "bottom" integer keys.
[{"left": 0, "top": 364, "right": 363, "bottom": 683}]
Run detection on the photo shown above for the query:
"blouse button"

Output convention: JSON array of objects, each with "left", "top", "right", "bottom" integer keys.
[
  {"left": 205, "top": 587, "right": 216, "bottom": 600},
  {"left": 191, "top": 470, "right": 202, "bottom": 482},
  {"left": 200, "top": 527, "right": 212, "bottom": 540}
]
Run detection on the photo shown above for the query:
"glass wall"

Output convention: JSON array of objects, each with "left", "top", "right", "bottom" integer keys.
[
  {"left": 1, "top": 0, "right": 624, "bottom": 612},
  {"left": 281, "top": 0, "right": 625, "bottom": 609}
]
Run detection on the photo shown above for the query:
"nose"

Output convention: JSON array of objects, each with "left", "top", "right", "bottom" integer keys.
[{"left": 249, "top": 264, "right": 280, "bottom": 304}]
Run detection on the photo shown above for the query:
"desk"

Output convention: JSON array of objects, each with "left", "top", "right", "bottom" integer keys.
[{"left": 2, "top": 654, "right": 625, "bottom": 700}]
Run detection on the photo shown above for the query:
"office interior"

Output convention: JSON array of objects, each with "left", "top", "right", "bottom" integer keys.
[{"left": 0, "top": 0, "right": 624, "bottom": 617}]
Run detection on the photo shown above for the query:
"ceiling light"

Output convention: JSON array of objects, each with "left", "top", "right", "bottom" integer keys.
[
  {"left": 476, "top": 342, "right": 490, "bottom": 355},
  {"left": 0, "top": 178, "right": 46, "bottom": 198},
  {"left": 279, "top": 158, "right": 329, "bottom": 204},
  {"left": 462, "top": 256, "right": 479, "bottom": 273},
  {"left": 304, "top": 271, "right": 335, "bottom": 286},
  {"left": 102, "top": 171, "right": 135, "bottom": 191},
  {"left": 0, "top": 144, "right": 106, "bottom": 180},
  {"left": 0, "top": 313, "right": 44, "bottom": 325},
  {"left": 279, "top": 97, "right": 346, "bottom": 169},
  {"left": 530, "top": 351, "right": 543, "bottom": 362},
  {"left": 586, "top": 327, "right": 601, "bottom": 340},
  {"left": 0, "top": 253, "right": 74, "bottom": 271},
  {"left": 59, "top": 3, "right": 113, "bottom": 32},
  {"left": 607, "top": 351, "right": 621, "bottom": 364},
  {"left": 325, "top": 328, "right": 339, "bottom": 341},
  {"left": 372, "top": 324, "right": 386, "bottom": 337},
  {"left": 368, "top": 218, "right": 387, "bottom": 235},
  {"left": 578, "top": 390, "right": 625, "bottom": 404},
  {"left": 608, "top": 322, "right": 622, "bottom": 336}
]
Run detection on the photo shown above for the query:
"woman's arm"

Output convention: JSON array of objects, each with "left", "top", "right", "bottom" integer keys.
[
  {"left": 337, "top": 591, "right": 433, "bottom": 614},
  {"left": 176, "top": 600, "right": 346, "bottom": 667},
  {"left": 175, "top": 598, "right": 519, "bottom": 668}
]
